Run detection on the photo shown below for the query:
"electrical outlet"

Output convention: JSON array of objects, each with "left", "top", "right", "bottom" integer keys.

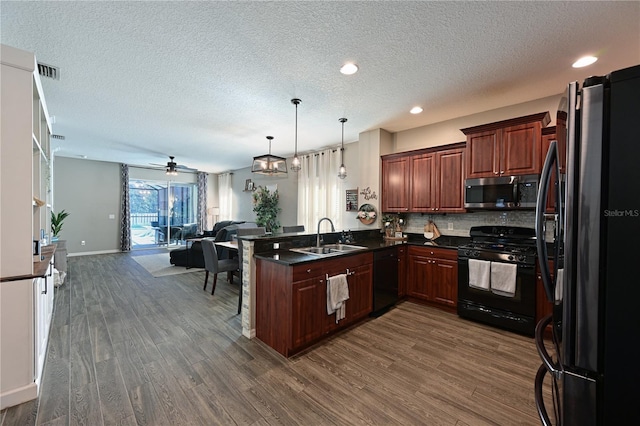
[
  {"left": 81, "top": 240, "right": 86, "bottom": 246},
  {"left": 447, "top": 222, "right": 453, "bottom": 230},
  {"left": 273, "top": 242, "right": 280, "bottom": 249}
]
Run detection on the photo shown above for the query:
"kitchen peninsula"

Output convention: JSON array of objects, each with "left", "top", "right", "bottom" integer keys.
[{"left": 243, "top": 230, "right": 467, "bottom": 357}]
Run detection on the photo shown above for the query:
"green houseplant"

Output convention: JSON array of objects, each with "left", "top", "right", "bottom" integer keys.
[
  {"left": 51, "top": 209, "right": 70, "bottom": 239},
  {"left": 252, "top": 186, "right": 281, "bottom": 233}
]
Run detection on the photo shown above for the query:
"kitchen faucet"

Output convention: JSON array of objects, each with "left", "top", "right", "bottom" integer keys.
[{"left": 316, "top": 217, "right": 335, "bottom": 247}]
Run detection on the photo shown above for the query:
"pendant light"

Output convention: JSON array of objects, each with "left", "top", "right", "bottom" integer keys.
[
  {"left": 290, "top": 98, "right": 302, "bottom": 172},
  {"left": 338, "top": 118, "right": 347, "bottom": 179},
  {"left": 252, "top": 136, "right": 288, "bottom": 175}
]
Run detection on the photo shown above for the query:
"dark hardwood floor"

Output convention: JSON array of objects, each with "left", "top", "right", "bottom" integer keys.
[{"left": 1, "top": 250, "right": 547, "bottom": 425}]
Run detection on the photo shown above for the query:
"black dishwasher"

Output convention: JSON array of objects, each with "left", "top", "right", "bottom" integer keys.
[{"left": 371, "top": 247, "right": 399, "bottom": 317}]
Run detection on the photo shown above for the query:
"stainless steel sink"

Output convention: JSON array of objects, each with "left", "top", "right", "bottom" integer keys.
[{"left": 290, "top": 244, "right": 367, "bottom": 257}]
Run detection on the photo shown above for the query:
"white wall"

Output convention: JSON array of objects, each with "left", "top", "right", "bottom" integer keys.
[
  {"left": 393, "top": 94, "right": 561, "bottom": 152},
  {"left": 54, "top": 158, "right": 219, "bottom": 253},
  {"left": 54, "top": 157, "right": 121, "bottom": 254},
  {"left": 230, "top": 164, "right": 298, "bottom": 229}
]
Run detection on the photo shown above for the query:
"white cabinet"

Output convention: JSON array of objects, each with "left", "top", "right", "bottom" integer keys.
[{"left": 1, "top": 44, "right": 55, "bottom": 410}]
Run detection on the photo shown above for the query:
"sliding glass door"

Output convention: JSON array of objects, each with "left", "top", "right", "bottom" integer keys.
[{"left": 129, "top": 179, "right": 197, "bottom": 249}]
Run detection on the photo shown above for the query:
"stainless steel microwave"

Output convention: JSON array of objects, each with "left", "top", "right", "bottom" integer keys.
[{"left": 464, "top": 174, "right": 539, "bottom": 209}]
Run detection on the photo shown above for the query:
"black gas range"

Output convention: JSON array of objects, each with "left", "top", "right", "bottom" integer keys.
[
  {"left": 457, "top": 226, "right": 538, "bottom": 336},
  {"left": 458, "top": 226, "right": 537, "bottom": 265}
]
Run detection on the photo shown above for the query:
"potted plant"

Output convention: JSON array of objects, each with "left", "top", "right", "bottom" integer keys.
[
  {"left": 252, "top": 186, "right": 281, "bottom": 233},
  {"left": 51, "top": 209, "right": 70, "bottom": 240},
  {"left": 51, "top": 209, "right": 70, "bottom": 274}
]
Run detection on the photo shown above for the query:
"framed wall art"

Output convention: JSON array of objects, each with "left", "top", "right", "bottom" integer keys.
[{"left": 346, "top": 189, "right": 358, "bottom": 211}]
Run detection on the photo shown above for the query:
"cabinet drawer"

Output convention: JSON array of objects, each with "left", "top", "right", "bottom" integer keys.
[
  {"left": 292, "top": 252, "right": 373, "bottom": 282},
  {"left": 408, "top": 245, "right": 457, "bottom": 261}
]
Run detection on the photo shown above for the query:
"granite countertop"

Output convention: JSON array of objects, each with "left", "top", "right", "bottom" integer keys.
[{"left": 254, "top": 234, "right": 471, "bottom": 266}]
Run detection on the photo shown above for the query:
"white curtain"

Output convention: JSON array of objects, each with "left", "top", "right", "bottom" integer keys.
[
  {"left": 218, "top": 172, "right": 233, "bottom": 220},
  {"left": 297, "top": 148, "right": 344, "bottom": 233}
]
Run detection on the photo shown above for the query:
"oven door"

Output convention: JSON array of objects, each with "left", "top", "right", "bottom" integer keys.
[{"left": 457, "top": 256, "right": 537, "bottom": 334}]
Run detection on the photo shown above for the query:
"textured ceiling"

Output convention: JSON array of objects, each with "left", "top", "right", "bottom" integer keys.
[{"left": 2, "top": 1, "right": 639, "bottom": 173}]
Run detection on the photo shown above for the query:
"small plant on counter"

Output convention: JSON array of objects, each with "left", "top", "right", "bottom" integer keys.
[{"left": 51, "top": 210, "right": 70, "bottom": 239}]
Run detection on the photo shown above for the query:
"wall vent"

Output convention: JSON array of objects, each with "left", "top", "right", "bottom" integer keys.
[
  {"left": 51, "top": 134, "right": 65, "bottom": 140},
  {"left": 37, "top": 63, "right": 59, "bottom": 80}
]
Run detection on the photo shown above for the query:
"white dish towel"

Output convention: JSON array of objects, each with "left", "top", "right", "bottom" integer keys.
[
  {"left": 490, "top": 262, "right": 518, "bottom": 297},
  {"left": 327, "top": 273, "right": 349, "bottom": 323},
  {"left": 468, "top": 259, "right": 491, "bottom": 290}
]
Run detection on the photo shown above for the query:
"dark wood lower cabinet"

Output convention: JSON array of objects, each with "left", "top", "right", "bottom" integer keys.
[
  {"left": 407, "top": 246, "right": 458, "bottom": 309},
  {"left": 257, "top": 252, "right": 373, "bottom": 357},
  {"left": 292, "top": 277, "right": 325, "bottom": 349}
]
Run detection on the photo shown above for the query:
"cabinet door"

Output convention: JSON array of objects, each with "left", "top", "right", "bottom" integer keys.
[
  {"left": 466, "top": 130, "right": 499, "bottom": 178},
  {"left": 430, "top": 258, "right": 458, "bottom": 307},
  {"left": 381, "top": 157, "right": 409, "bottom": 212},
  {"left": 435, "top": 148, "right": 465, "bottom": 212},
  {"left": 346, "top": 264, "right": 373, "bottom": 322},
  {"left": 410, "top": 153, "right": 435, "bottom": 212},
  {"left": 292, "top": 277, "right": 325, "bottom": 349},
  {"left": 501, "top": 122, "right": 541, "bottom": 176},
  {"left": 407, "top": 254, "right": 430, "bottom": 300}
]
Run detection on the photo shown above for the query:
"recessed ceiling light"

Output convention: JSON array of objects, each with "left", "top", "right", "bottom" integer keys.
[
  {"left": 340, "top": 63, "right": 358, "bottom": 75},
  {"left": 410, "top": 106, "right": 423, "bottom": 114},
  {"left": 572, "top": 56, "right": 598, "bottom": 68}
]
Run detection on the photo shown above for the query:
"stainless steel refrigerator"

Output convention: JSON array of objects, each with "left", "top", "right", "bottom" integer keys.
[{"left": 534, "top": 64, "right": 640, "bottom": 425}]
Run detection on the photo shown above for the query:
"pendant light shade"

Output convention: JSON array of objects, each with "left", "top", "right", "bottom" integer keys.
[
  {"left": 338, "top": 118, "right": 347, "bottom": 179},
  {"left": 252, "top": 136, "right": 288, "bottom": 175},
  {"left": 290, "top": 98, "right": 302, "bottom": 172}
]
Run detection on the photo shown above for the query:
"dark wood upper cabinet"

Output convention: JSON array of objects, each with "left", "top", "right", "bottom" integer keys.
[
  {"left": 436, "top": 148, "right": 465, "bottom": 212},
  {"left": 410, "top": 153, "right": 436, "bottom": 212},
  {"left": 381, "top": 156, "right": 410, "bottom": 212},
  {"left": 462, "top": 112, "right": 551, "bottom": 179},
  {"left": 381, "top": 142, "right": 465, "bottom": 213}
]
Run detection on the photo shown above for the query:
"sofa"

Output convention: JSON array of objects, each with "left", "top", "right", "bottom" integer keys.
[{"left": 169, "top": 221, "right": 254, "bottom": 268}]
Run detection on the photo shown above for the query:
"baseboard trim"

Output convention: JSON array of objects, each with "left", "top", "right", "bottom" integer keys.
[
  {"left": 68, "top": 249, "right": 121, "bottom": 257},
  {"left": 0, "top": 382, "right": 37, "bottom": 410}
]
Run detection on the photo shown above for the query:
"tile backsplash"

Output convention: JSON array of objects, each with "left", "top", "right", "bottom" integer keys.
[{"left": 402, "top": 210, "right": 556, "bottom": 240}]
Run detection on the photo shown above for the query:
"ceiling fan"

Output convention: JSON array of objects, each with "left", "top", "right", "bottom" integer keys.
[{"left": 150, "top": 156, "right": 197, "bottom": 175}]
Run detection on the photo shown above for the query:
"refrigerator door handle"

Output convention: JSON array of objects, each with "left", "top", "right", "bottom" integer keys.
[
  {"left": 535, "top": 314, "right": 561, "bottom": 375},
  {"left": 535, "top": 364, "right": 555, "bottom": 426},
  {"left": 536, "top": 141, "right": 558, "bottom": 301}
]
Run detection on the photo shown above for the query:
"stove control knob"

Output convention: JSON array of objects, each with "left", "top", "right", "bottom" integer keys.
[
  {"left": 517, "top": 255, "right": 525, "bottom": 262},
  {"left": 508, "top": 255, "right": 515, "bottom": 261},
  {"left": 472, "top": 251, "right": 480, "bottom": 258},
  {"left": 464, "top": 250, "right": 471, "bottom": 256}
]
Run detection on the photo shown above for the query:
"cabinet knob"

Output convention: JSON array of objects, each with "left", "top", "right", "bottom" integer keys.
[
  {"left": 500, "top": 170, "right": 504, "bottom": 174},
  {"left": 405, "top": 208, "right": 409, "bottom": 211},
  {"left": 494, "top": 172, "right": 499, "bottom": 175},
  {"left": 306, "top": 269, "right": 311, "bottom": 273},
  {"left": 435, "top": 208, "right": 439, "bottom": 211},
  {"left": 430, "top": 251, "right": 434, "bottom": 255}
]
